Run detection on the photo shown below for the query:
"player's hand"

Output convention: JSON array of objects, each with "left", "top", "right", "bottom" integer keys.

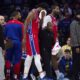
[{"left": 22, "top": 39, "right": 26, "bottom": 52}]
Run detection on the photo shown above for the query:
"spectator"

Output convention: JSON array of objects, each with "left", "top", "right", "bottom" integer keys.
[
  {"left": 59, "top": 49, "right": 72, "bottom": 79},
  {"left": 21, "top": 6, "right": 29, "bottom": 21},
  {"left": 61, "top": 3, "right": 72, "bottom": 16},
  {"left": 58, "top": 11, "right": 72, "bottom": 46},
  {"left": 61, "top": 37, "right": 72, "bottom": 56},
  {"left": 73, "top": 3, "right": 80, "bottom": 16},
  {"left": 70, "top": 10, "right": 80, "bottom": 80}
]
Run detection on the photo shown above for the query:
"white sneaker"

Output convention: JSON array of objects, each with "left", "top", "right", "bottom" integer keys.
[
  {"left": 57, "top": 72, "right": 64, "bottom": 80},
  {"left": 63, "top": 78, "right": 70, "bottom": 80}
]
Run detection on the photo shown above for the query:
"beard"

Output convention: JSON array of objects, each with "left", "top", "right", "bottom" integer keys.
[{"left": 54, "top": 12, "right": 60, "bottom": 19}]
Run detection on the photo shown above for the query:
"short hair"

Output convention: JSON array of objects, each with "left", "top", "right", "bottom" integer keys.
[
  {"left": 51, "top": 4, "right": 59, "bottom": 10},
  {"left": 11, "top": 11, "right": 20, "bottom": 18},
  {"left": 0, "top": 15, "right": 4, "bottom": 20},
  {"left": 64, "top": 49, "right": 71, "bottom": 53},
  {"left": 36, "top": 3, "right": 48, "bottom": 9}
]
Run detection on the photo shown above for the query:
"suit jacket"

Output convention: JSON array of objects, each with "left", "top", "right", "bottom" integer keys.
[{"left": 0, "top": 25, "right": 5, "bottom": 50}]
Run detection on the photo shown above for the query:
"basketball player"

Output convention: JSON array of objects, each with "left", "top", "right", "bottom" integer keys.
[{"left": 22, "top": 3, "right": 48, "bottom": 80}]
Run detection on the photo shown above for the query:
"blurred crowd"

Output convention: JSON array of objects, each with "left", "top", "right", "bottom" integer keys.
[
  {"left": 0, "top": 0, "right": 80, "bottom": 80},
  {"left": 0, "top": 0, "right": 80, "bottom": 21}
]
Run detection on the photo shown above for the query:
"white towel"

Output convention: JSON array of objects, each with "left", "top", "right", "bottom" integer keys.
[{"left": 39, "top": 10, "right": 47, "bottom": 20}]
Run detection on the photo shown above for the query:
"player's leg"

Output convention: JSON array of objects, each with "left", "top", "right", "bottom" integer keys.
[
  {"left": 34, "top": 54, "right": 46, "bottom": 79},
  {"left": 13, "top": 41, "right": 22, "bottom": 80},
  {"left": 5, "top": 48, "right": 13, "bottom": 80},
  {"left": 23, "top": 55, "right": 33, "bottom": 79}
]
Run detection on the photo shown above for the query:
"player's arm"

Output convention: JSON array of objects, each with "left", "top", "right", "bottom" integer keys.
[
  {"left": 24, "top": 10, "right": 35, "bottom": 27},
  {"left": 22, "top": 10, "right": 35, "bottom": 51},
  {"left": 23, "top": 10, "right": 35, "bottom": 38}
]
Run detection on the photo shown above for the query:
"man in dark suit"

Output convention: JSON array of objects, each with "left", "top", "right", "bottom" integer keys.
[{"left": 0, "top": 15, "right": 5, "bottom": 80}]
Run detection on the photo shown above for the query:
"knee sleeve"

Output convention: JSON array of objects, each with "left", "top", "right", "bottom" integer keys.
[
  {"left": 23, "top": 55, "right": 33, "bottom": 77},
  {"left": 34, "top": 55, "right": 43, "bottom": 72}
]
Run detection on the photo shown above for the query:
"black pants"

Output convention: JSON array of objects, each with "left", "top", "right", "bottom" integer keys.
[
  {"left": 72, "top": 47, "right": 80, "bottom": 80},
  {"left": 41, "top": 48, "right": 53, "bottom": 78}
]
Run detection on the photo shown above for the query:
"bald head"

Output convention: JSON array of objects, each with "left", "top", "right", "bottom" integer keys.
[
  {"left": 0, "top": 15, "right": 5, "bottom": 25},
  {"left": 0, "top": 15, "right": 4, "bottom": 18}
]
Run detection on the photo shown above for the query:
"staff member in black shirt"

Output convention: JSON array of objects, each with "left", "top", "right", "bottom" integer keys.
[{"left": 39, "top": 22, "right": 54, "bottom": 79}]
